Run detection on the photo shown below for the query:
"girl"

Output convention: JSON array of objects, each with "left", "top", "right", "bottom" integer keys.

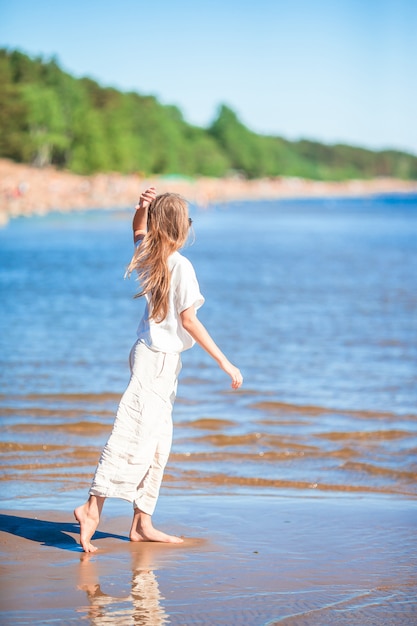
[{"left": 75, "top": 187, "right": 243, "bottom": 552}]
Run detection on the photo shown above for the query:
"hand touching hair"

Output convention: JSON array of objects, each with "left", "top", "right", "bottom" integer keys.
[{"left": 126, "top": 193, "right": 191, "bottom": 323}]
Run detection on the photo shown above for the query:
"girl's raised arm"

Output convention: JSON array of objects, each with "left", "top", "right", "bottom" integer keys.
[{"left": 133, "top": 187, "right": 156, "bottom": 244}]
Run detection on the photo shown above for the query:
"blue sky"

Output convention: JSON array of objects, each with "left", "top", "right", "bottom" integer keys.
[{"left": 1, "top": 0, "right": 416, "bottom": 154}]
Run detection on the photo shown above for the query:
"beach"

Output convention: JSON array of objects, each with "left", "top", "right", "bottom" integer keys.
[
  {"left": 1, "top": 495, "right": 416, "bottom": 624},
  {"left": 1, "top": 193, "right": 416, "bottom": 624},
  {"left": 1, "top": 157, "right": 417, "bottom": 224}
]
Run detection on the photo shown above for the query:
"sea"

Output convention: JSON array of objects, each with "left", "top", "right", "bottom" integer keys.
[{"left": 1, "top": 193, "right": 416, "bottom": 509}]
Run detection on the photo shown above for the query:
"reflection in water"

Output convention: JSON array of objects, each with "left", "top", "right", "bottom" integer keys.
[{"left": 78, "top": 549, "right": 169, "bottom": 625}]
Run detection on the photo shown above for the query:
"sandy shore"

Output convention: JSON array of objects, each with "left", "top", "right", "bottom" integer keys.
[
  {"left": 1, "top": 158, "right": 417, "bottom": 224},
  {"left": 1, "top": 494, "right": 416, "bottom": 624}
]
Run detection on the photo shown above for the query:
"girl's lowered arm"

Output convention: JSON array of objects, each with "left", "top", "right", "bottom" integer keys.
[
  {"left": 133, "top": 187, "right": 156, "bottom": 244},
  {"left": 180, "top": 306, "right": 243, "bottom": 389}
]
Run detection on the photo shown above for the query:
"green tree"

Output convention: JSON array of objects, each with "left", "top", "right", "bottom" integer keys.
[
  {"left": 209, "top": 104, "right": 261, "bottom": 177},
  {"left": 0, "top": 48, "right": 416, "bottom": 180},
  {"left": 20, "top": 84, "right": 69, "bottom": 167},
  {"left": 0, "top": 52, "right": 29, "bottom": 161}
]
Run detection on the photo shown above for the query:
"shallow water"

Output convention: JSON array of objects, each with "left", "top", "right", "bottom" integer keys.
[{"left": 1, "top": 194, "right": 417, "bottom": 504}]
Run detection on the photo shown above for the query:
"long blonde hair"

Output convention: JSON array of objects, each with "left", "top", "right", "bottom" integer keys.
[{"left": 126, "top": 193, "right": 191, "bottom": 322}]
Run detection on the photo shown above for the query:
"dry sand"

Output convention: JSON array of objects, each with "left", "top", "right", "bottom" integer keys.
[
  {"left": 1, "top": 158, "right": 417, "bottom": 224},
  {"left": 1, "top": 494, "right": 416, "bottom": 624}
]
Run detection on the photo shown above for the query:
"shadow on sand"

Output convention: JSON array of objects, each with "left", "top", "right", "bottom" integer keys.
[{"left": 0, "top": 513, "right": 127, "bottom": 551}]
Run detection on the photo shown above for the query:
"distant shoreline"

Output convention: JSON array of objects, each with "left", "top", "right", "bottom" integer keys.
[{"left": 1, "top": 158, "right": 416, "bottom": 225}]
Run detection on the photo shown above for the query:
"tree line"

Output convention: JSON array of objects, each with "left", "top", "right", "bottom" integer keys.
[{"left": 1, "top": 48, "right": 416, "bottom": 180}]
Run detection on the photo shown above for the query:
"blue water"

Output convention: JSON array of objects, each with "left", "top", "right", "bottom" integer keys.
[{"left": 1, "top": 194, "right": 417, "bottom": 501}]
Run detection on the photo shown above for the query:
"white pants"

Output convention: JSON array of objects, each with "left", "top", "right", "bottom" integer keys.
[{"left": 89, "top": 341, "right": 181, "bottom": 515}]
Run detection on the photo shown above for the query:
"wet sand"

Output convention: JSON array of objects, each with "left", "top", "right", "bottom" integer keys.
[{"left": 1, "top": 494, "right": 416, "bottom": 624}]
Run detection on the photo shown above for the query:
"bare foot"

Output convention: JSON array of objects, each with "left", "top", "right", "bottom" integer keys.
[
  {"left": 74, "top": 503, "right": 100, "bottom": 552},
  {"left": 130, "top": 526, "right": 183, "bottom": 543},
  {"left": 129, "top": 510, "right": 183, "bottom": 544}
]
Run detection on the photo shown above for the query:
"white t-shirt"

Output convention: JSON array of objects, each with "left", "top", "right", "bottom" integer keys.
[{"left": 136, "top": 249, "right": 204, "bottom": 353}]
